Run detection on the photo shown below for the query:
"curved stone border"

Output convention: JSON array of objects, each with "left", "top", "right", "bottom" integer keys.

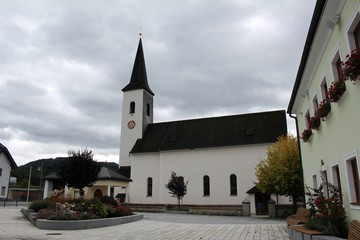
[{"left": 21, "top": 208, "right": 143, "bottom": 230}]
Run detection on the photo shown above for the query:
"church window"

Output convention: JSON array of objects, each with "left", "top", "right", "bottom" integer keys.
[
  {"left": 230, "top": 174, "right": 237, "bottom": 196},
  {"left": 147, "top": 177, "right": 153, "bottom": 197},
  {"left": 130, "top": 101, "right": 135, "bottom": 114},
  {"left": 203, "top": 175, "right": 210, "bottom": 196},
  {"left": 146, "top": 103, "right": 150, "bottom": 117}
]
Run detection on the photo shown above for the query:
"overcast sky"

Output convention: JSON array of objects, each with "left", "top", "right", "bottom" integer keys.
[{"left": 1, "top": 0, "right": 316, "bottom": 166}]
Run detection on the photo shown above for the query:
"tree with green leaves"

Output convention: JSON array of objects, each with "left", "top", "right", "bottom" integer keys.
[
  {"left": 255, "top": 135, "right": 303, "bottom": 208},
  {"left": 165, "top": 171, "right": 188, "bottom": 210},
  {"left": 57, "top": 148, "right": 101, "bottom": 197}
]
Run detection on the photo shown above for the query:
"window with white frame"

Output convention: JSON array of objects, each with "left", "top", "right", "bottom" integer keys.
[
  {"left": 347, "top": 10, "right": 360, "bottom": 50},
  {"left": 331, "top": 164, "right": 343, "bottom": 203},
  {"left": 313, "top": 96, "right": 319, "bottom": 113},
  {"left": 320, "top": 78, "right": 329, "bottom": 100},
  {"left": 345, "top": 154, "right": 360, "bottom": 205},
  {"left": 321, "top": 170, "right": 329, "bottom": 198},
  {"left": 331, "top": 51, "right": 342, "bottom": 82},
  {"left": 312, "top": 173, "right": 318, "bottom": 189},
  {"left": 1, "top": 187, "right": 5, "bottom": 196}
]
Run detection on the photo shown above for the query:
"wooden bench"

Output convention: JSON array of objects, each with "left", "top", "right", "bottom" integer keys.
[
  {"left": 286, "top": 207, "right": 310, "bottom": 225},
  {"left": 288, "top": 225, "right": 323, "bottom": 238},
  {"left": 300, "top": 220, "right": 360, "bottom": 240},
  {"left": 348, "top": 219, "right": 360, "bottom": 240}
]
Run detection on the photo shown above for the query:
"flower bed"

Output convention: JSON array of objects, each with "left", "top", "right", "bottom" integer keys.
[
  {"left": 22, "top": 208, "right": 143, "bottom": 230},
  {"left": 22, "top": 190, "right": 142, "bottom": 230}
]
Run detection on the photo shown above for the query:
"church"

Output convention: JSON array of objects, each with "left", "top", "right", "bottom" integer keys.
[{"left": 118, "top": 37, "right": 289, "bottom": 215}]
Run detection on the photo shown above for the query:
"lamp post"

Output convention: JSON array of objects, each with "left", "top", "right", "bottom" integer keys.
[
  {"left": 26, "top": 166, "right": 32, "bottom": 202},
  {"left": 37, "top": 163, "right": 43, "bottom": 199}
]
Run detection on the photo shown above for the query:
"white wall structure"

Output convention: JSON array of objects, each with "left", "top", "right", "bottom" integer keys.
[
  {"left": 119, "top": 38, "right": 292, "bottom": 215},
  {"left": 130, "top": 145, "right": 268, "bottom": 205},
  {"left": 0, "top": 143, "right": 17, "bottom": 199},
  {"left": 288, "top": 0, "right": 360, "bottom": 221}
]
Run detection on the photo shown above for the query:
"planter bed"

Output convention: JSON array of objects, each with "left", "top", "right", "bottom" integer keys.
[{"left": 21, "top": 208, "right": 143, "bottom": 230}]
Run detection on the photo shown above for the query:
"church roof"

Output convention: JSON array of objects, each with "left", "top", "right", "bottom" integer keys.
[
  {"left": 122, "top": 38, "right": 154, "bottom": 96},
  {"left": 130, "top": 110, "right": 287, "bottom": 153},
  {"left": 0, "top": 143, "right": 17, "bottom": 168}
]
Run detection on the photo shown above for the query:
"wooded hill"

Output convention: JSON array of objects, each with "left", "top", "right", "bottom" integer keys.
[{"left": 10, "top": 158, "right": 119, "bottom": 188}]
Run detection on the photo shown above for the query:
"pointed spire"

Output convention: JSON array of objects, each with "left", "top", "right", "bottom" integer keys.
[{"left": 122, "top": 38, "right": 154, "bottom": 96}]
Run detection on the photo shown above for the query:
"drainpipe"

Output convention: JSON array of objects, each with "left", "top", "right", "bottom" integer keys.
[{"left": 289, "top": 113, "right": 306, "bottom": 205}]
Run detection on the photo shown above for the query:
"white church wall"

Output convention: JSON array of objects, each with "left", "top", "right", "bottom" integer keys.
[
  {"left": 158, "top": 145, "right": 269, "bottom": 206},
  {"left": 130, "top": 152, "right": 160, "bottom": 204},
  {"left": 129, "top": 143, "right": 292, "bottom": 213}
]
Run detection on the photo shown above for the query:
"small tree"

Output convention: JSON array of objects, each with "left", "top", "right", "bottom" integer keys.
[
  {"left": 255, "top": 135, "right": 303, "bottom": 209},
  {"left": 57, "top": 148, "right": 101, "bottom": 197},
  {"left": 165, "top": 171, "right": 188, "bottom": 210}
]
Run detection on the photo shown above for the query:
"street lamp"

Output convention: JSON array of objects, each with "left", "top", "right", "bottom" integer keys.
[
  {"left": 37, "top": 163, "right": 43, "bottom": 199},
  {"left": 26, "top": 166, "right": 32, "bottom": 202}
]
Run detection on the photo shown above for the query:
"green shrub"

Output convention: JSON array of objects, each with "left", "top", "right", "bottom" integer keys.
[
  {"left": 28, "top": 199, "right": 55, "bottom": 213},
  {"left": 84, "top": 198, "right": 107, "bottom": 218}
]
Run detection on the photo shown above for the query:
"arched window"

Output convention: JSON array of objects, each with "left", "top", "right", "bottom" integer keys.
[
  {"left": 147, "top": 177, "right": 152, "bottom": 197},
  {"left": 146, "top": 103, "right": 150, "bottom": 116},
  {"left": 203, "top": 175, "right": 210, "bottom": 196},
  {"left": 230, "top": 174, "right": 237, "bottom": 196},
  {"left": 130, "top": 101, "right": 135, "bottom": 114}
]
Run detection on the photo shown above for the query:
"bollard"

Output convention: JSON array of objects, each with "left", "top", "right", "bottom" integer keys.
[
  {"left": 268, "top": 199, "right": 276, "bottom": 218},
  {"left": 242, "top": 198, "right": 251, "bottom": 216},
  {"left": 3, "top": 198, "right": 7, "bottom": 207}
]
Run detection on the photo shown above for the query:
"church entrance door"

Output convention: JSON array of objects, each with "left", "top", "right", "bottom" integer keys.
[{"left": 255, "top": 193, "right": 270, "bottom": 215}]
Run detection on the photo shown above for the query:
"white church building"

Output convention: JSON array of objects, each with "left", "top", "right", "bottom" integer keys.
[{"left": 118, "top": 38, "right": 290, "bottom": 215}]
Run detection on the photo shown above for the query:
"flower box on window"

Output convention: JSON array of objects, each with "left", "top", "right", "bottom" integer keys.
[
  {"left": 328, "top": 80, "right": 346, "bottom": 102},
  {"left": 301, "top": 129, "right": 313, "bottom": 142},
  {"left": 316, "top": 99, "right": 331, "bottom": 120},
  {"left": 342, "top": 48, "right": 360, "bottom": 83},
  {"left": 309, "top": 116, "right": 321, "bottom": 130}
]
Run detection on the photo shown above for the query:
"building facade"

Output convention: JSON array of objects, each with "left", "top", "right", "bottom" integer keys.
[
  {"left": 119, "top": 38, "right": 290, "bottom": 214},
  {"left": 288, "top": 0, "right": 360, "bottom": 221},
  {"left": 0, "top": 143, "right": 17, "bottom": 199}
]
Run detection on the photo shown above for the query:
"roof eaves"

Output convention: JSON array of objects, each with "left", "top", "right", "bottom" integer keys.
[
  {"left": 287, "top": 0, "right": 326, "bottom": 114},
  {"left": 0, "top": 143, "right": 17, "bottom": 168}
]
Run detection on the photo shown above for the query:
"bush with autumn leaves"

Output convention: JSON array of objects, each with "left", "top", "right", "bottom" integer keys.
[{"left": 305, "top": 183, "right": 347, "bottom": 238}]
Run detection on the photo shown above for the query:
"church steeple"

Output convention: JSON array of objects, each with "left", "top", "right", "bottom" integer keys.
[
  {"left": 122, "top": 38, "right": 154, "bottom": 96},
  {"left": 119, "top": 37, "right": 154, "bottom": 171}
]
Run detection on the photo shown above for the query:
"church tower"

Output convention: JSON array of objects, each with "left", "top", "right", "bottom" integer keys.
[{"left": 119, "top": 37, "right": 154, "bottom": 177}]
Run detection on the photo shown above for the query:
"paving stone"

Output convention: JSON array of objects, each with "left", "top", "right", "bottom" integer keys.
[{"left": 0, "top": 207, "right": 289, "bottom": 240}]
